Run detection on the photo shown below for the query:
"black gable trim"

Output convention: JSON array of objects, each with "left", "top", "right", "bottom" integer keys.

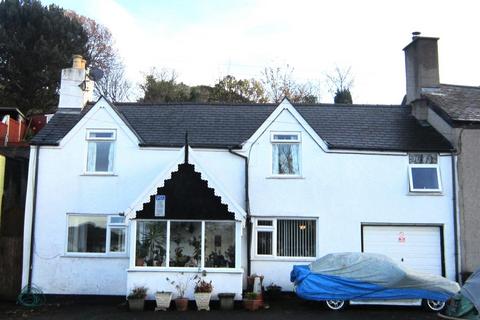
[{"left": 136, "top": 163, "right": 235, "bottom": 220}]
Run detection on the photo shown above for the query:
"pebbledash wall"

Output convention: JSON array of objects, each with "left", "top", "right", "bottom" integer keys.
[{"left": 23, "top": 99, "right": 456, "bottom": 297}]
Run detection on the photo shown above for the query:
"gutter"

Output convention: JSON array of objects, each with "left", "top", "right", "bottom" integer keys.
[
  {"left": 228, "top": 148, "right": 251, "bottom": 276},
  {"left": 27, "top": 146, "right": 40, "bottom": 290}
]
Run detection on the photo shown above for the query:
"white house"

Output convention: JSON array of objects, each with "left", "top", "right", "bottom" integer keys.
[{"left": 22, "top": 45, "right": 458, "bottom": 301}]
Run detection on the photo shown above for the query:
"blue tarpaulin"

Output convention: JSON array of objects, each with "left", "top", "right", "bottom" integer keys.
[
  {"left": 291, "top": 265, "right": 451, "bottom": 301},
  {"left": 291, "top": 253, "right": 460, "bottom": 303}
]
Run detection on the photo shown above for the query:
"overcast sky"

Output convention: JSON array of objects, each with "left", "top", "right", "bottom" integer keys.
[{"left": 47, "top": 0, "right": 480, "bottom": 104}]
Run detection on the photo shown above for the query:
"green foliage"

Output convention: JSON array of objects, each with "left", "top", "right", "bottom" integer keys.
[
  {"left": 334, "top": 89, "right": 353, "bottom": 104},
  {"left": 0, "top": 0, "right": 88, "bottom": 113},
  {"left": 128, "top": 286, "right": 148, "bottom": 299},
  {"left": 139, "top": 73, "right": 192, "bottom": 103},
  {"left": 209, "top": 75, "right": 267, "bottom": 103},
  {"left": 139, "top": 72, "right": 268, "bottom": 104}
]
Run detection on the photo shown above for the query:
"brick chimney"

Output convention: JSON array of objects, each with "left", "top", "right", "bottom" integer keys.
[
  {"left": 404, "top": 32, "right": 440, "bottom": 105},
  {"left": 58, "top": 55, "right": 94, "bottom": 110}
]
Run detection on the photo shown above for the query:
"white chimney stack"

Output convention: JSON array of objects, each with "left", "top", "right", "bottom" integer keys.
[{"left": 58, "top": 54, "right": 94, "bottom": 110}]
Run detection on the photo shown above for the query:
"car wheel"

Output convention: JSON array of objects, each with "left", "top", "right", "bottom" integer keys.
[
  {"left": 425, "top": 299, "right": 446, "bottom": 312},
  {"left": 325, "top": 300, "right": 346, "bottom": 311}
]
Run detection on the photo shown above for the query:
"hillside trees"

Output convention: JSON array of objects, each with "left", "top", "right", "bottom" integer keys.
[{"left": 0, "top": 0, "right": 88, "bottom": 113}]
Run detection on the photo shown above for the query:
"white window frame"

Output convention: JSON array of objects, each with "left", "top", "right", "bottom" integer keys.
[
  {"left": 270, "top": 131, "right": 302, "bottom": 177},
  {"left": 408, "top": 164, "right": 442, "bottom": 193},
  {"left": 252, "top": 217, "right": 317, "bottom": 260},
  {"left": 85, "top": 129, "right": 116, "bottom": 175},
  {"left": 65, "top": 214, "right": 128, "bottom": 257},
  {"left": 132, "top": 219, "right": 239, "bottom": 272}
]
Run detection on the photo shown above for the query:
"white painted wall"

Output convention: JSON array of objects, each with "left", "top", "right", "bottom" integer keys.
[
  {"left": 24, "top": 99, "right": 455, "bottom": 296},
  {"left": 24, "top": 100, "right": 246, "bottom": 295},
  {"left": 247, "top": 108, "right": 455, "bottom": 290}
]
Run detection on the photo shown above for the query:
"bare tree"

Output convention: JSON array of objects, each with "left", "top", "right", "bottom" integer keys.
[
  {"left": 95, "top": 61, "right": 131, "bottom": 102},
  {"left": 325, "top": 66, "right": 354, "bottom": 104},
  {"left": 65, "top": 10, "right": 130, "bottom": 102},
  {"left": 261, "top": 65, "right": 320, "bottom": 103}
]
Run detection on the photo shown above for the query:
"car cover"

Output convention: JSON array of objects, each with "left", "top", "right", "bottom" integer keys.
[
  {"left": 291, "top": 252, "right": 460, "bottom": 301},
  {"left": 461, "top": 268, "right": 480, "bottom": 313}
]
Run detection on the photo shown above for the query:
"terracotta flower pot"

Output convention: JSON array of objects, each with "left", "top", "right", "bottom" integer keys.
[
  {"left": 175, "top": 298, "right": 189, "bottom": 311},
  {"left": 243, "top": 299, "right": 261, "bottom": 311},
  {"left": 194, "top": 292, "right": 211, "bottom": 311}
]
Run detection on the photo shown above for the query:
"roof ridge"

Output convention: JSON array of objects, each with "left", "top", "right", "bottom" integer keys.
[{"left": 440, "top": 83, "right": 480, "bottom": 90}]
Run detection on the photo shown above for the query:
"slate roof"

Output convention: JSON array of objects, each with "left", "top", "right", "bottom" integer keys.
[
  {"left": 422, "top": 84, "right": 480, "bottom": 125},
  {"left": 30, "top": 102, "right": 453, "bottom": 152}
]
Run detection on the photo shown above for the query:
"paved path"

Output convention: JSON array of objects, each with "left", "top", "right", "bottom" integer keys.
[{"left": 0, "top": 300, "right": 440, "bottom": 320}]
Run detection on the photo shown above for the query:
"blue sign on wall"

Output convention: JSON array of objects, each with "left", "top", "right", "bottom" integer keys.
[{"left": 155, "top": 195, "right": 166, "bottom": 217}]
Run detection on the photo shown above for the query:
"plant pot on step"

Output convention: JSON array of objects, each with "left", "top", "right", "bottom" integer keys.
[
  {"left": 128, "top": 298, "right": 145, "bottom": 311},
  {"left": 194, "top": 292, "right": 211, "bottom": 311},
  {"left": 218, "top": 293, "right": 235, "bottom": 310},
  {"left": 243, "top": 298, "right": 261, "bottom": 311},
  {"left": 175, "top": 298, "right": 189, "bottom": 311},
  {"left": 155, "top": 292, "right": 172, "bottom": 311}
]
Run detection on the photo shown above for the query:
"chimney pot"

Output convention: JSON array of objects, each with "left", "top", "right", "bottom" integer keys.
[
  {"left": 72, "top": 55, "right": 84, "bottom": 69},
  {"left": 412, "top": 31, "right": 421, "bottom": 39}
]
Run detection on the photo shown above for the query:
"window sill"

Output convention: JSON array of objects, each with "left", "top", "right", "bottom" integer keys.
[
  {"left": 81, "top": 172, "right": 117, "bottom": 177},
  {"left": 266, "top": 175, "right": 304, "bottom": 179},
  {"left": 251, "top": 256, "right": 316, "bottom": 262},
  {"left": 127, "top": 267, "right": 244, "bottom": 274},
  {"left": 407, "top": 191, "right": 443, "bottom": 196},
  {"left": 62, "top": 253, "right": 128, "bottom": 258}
]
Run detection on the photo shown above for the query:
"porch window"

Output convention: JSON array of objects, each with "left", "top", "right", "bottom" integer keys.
[
  {"left": 67, "top": 214, "right": 126, "bottom": 254},
  {"left": 169, "top": 222, "right": 201, "bottom": 267},
  {"left": 271, "top": 133, "right": 300, "bottom": 175},
  {"left": 254, "top": 218, "right": 316, "bottom": 258},
  {"left": 86, "top": 129, "right": 116, "bottom": 173},
  {"left": 136, "top": 221, "right": 167, "bottom": 266},
  {"left": 135, "top": 220, "right": 236, "bottom": 269},
  {"left": 408, "top": 153, "right": 441, "bottom": 192},
  {"left": 205, "top": 222, "right": 235, "bottom": 268}
]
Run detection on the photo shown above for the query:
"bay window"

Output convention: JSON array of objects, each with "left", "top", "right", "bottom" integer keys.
[
  {"left": 254, "top": 218, "right": 316, "bottom": 258},
  {"left": 67, "top": 215, "right": 126, "bottom": 254},
  {"left": 135, "top": 220, "right": 236, "bottom": 269}
]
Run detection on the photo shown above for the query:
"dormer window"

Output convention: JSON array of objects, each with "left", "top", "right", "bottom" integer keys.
[
  {"left": 86, "top": 129, "right": 116, "bottom": 173},
  {"left": 271, "top": 132, "right": 301, "bottom": 175},
  {"left": 408, "top": 153, "right": 441, "bottom": 193}
]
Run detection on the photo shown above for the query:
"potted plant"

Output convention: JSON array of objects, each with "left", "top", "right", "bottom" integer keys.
[
  {"left": 194, "top": 279, "right": 213, "bottom": 311},
  {"left": 127, "top": 286, "right": 148, "bottom": 311},
  {"left": 218, "top": 293, "right": 235, "bottom": 310},
  {"left": 155, "top": 290, "right": 173, "bottom": 311},
  {"left": 243, "top": 292, "right": 261, "bottom": 311},
  {"left": 167, "top": 273, "right": 198, "bottom": 311}
]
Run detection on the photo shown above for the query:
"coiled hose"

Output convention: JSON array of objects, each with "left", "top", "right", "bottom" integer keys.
[{"left": 17, "top": 285, "right": 46, "bottom": 308}]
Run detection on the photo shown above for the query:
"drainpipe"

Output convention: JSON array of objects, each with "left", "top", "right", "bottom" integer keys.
[
  {"left": 451, "top": 152, "right": 461, "bottom": 284},
  {"left": 27, "top": 146, "right": 40, "bottom": 290},
  {"left": 228, "top": 148, "right": 251, "bottom": 276}
]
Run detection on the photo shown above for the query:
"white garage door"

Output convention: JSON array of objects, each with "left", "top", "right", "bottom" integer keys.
[{"left": 362, "top": 225, "right": 442, "bottom": 275}]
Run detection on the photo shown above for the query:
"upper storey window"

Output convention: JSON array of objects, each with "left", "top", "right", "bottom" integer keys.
[
  {"left": 271, "top": 132, "right": 301, "bottom": 175},
  {"left": 86, "top": 129, "right": 116, "bottom": 173},
  {"left": 408, "top": 153, "right": 441, "bottom": 193}
]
